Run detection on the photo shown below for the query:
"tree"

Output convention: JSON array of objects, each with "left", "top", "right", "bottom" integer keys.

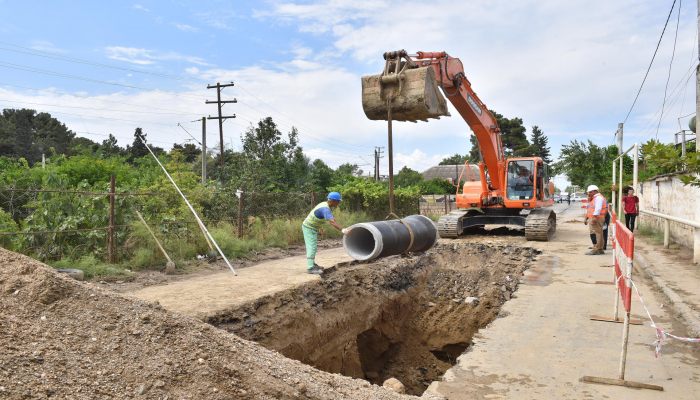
[
  {"left": 309, "top": 159, "right": 335, "bottom": 192},
  {"left": 126, "top": 128, "right": 150, "bottom": 162},
  {"left": 528, "top": 126, "right": 551, "bottom": 163},
  {"left": 336, "top": 163, "right": 363, "bottom": 177},
  {"left": 99, "top": 134, "right": 124, "bottom": 158},
  {"left": 394, "top": 166, "right": 423, "bottom": 188},
  {"left": 554, "top": 140, "right": 618, "bottom": 190},
  {"left": 171, "top": 143, "right": 202, "bottom": 163},
  {"left": 0, "top": 109, "right": 77, "bottom": 164},
  {"left": 421, "top": 178, "right": 457, "bottom": 194},
  {"left": 439, "top": 154, "right": 468, "bottom": 165}
]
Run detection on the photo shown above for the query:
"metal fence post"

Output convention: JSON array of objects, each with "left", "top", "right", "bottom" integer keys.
[
  {"left": 109, "top": 174, "right": 115, "bottom": 264},
  {"left": 237, "top": 192, "right": 244, "bottom": 238},
  {"left": 664, "top": 219, "right": 670, "bottom": 249},
  {"left": 444, "top": 195, "right": 448, "bottom": 214}
]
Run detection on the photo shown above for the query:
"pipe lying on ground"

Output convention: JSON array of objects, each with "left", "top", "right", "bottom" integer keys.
[{"left": 343, "top": 215, "right": 438, "bottom": 261}]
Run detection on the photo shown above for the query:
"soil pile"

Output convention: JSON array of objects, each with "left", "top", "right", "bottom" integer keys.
[
  {"left": 208, "top": 242, "right": 537, "bottom": 395},
  {"left": 0, "top": 248, "right": 441, "bottom": 399}
]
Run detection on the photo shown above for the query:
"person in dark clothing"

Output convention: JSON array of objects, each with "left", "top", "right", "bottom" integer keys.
[
  {"left": 590, "top": 210, "right": 611, "bottom": 250},
  {"left": 622, "top": 189, "right": 639, "bottom": 232}
]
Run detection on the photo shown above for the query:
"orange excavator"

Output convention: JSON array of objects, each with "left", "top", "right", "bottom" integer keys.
[{"left": 361, "top": 50, "right": 556, "bottom": 241}]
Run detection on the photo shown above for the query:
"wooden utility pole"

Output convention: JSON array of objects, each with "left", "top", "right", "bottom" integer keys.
[
  {"left": 206, "top": 82, "right": 237, "bottom": 179},
  {"left": 374, "top": 146, "right": 384, "bottom": 181},
  {"left": 201, "top": 116, "right": 207, "bottom": 184}
]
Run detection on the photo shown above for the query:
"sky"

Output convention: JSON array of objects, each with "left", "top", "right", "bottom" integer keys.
[{"left": 0, "top": 0, "right": 697, "bottom": 191}]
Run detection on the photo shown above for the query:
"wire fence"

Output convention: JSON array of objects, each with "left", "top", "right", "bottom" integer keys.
[{"left": 0, "top": 186, "right": 422, "bottom": 264}]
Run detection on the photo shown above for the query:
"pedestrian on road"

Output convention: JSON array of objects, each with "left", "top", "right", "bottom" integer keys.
[
  {"left": 622, "top": 188, "right": 639, "bottom": 232},
  {"left": 302, "top": 192, "right": 351, "bottom": 274},
  {"left": 567, "top": 194, "right": 571, "bottom": 205},
  {"left": 584, "top": 185, "right": 608, "bottom": 255}
]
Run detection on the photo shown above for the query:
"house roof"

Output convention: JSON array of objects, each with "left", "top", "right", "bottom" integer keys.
[{"left": 421, "top": 165, "right": 481, "bottom": 182}]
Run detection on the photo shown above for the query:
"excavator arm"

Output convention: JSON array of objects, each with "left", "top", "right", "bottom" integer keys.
[{"left": 361, "top": 50, "right": 506, "bottom": 193}]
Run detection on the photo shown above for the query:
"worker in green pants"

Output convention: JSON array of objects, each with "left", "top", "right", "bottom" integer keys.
[{"left": 302, "top": 192, "right": 350, "bottom": 274}]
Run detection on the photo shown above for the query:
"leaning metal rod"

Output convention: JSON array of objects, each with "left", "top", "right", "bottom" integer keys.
[
  {"left": 138, "top": 134, "right": 237, "bottom": 276},
  {"left": 387, "top": 95, "right": 395, "bottom": 215}
]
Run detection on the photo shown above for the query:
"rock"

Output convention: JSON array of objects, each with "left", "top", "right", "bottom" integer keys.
[
  {"left": 154, "top": 380, "right": 165, "bottom": 388},
  {"left": 427, "top": 302, "right": 436, "bottom": 307},
  {"left": 383, "top": 378, "right": 406, "bottom": 394},
  {"left": 56, "top": 268, "right": 84, "bottom": 281},
  {"left": 137, "top": 384, "right": 150, "bottom": 395},
  {"left": 298, "top": 383, "right": 307, "bottom": 393},
  {"left": 464, "top": 296, "right": 478, "bottom": 305},
  {"left": 501, "top": 285, "right": 507, "bottom": 292},
  {"left": 164, "top": 358, "right": 173, "bottom": 365}
]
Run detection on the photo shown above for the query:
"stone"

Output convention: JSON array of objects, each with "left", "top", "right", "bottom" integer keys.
[
  {"left": 164, "top": 358, "right": 173, "bottom": 365},
  {"left": 427, "top": 302, "right": 436, "bottom": 307},
  {"left": 464, "top": 296, "right": 478, "bottom": 305},
  {"left": 298, "top": 383, "right": 307, "bottom": 393},
  {"left": 383, "top": 378, "right": 406, "bottom": 394},
  {"left": 137, "top": 384, "right": 150, "bottom": 395},
  {"left": 501, "top": 285, "right": 507, "bottom": 292},
  {"left": 154, "top": 380, "right": 165, "bottom": 388}
]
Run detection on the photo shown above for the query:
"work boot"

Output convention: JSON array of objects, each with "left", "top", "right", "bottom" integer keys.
[
  {"left": 313, "top": 263, "right": 325, "bottom": 270},
  {"left": 307, "top": 265, "right": 324, "bottom": 275},
  {"left": 585, "top": 250, "right": 602, "bottom": 255}
]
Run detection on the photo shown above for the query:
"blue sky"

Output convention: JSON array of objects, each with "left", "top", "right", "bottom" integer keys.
[{"left": 0, "top": 1, "right": 696, "bottom": 190}]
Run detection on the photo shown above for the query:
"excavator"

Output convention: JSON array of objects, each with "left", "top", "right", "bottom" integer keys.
[{"left": 361, "top": 50, "right": 556, "bottom": 241}]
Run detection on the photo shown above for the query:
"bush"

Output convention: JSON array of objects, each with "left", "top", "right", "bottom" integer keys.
[{"left": 50, "top": 255, "right": 133, "bottom": 280}]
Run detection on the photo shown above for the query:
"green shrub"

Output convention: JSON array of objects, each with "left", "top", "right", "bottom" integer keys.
[{"left": 51, "top": 255, "right": 132, "bottom": 280}]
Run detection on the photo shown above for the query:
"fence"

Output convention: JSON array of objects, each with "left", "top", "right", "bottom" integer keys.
[{"left": 419, "top": 195, "right": 458, "bottom": 216}]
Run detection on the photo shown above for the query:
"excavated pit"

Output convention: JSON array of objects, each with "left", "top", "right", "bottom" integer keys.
[{"left": 207, "top": 242, "right": 538, "bottom": 395}]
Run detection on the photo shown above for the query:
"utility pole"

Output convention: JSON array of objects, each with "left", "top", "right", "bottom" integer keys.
[
  {"left": 617, "top": 123, "right": 623, "bottom": 155},
  {"left": 206, "top": 82, "right": 237, "bottom": 180},
  {"left": 201, "top": 116, "right": 207, "bottom": 184},
  {"left": 373, "top": 146, "right": 384, "bottom": 181}
]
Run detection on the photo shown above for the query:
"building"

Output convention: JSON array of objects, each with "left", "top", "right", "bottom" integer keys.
[{"left": 421, "top": 164, "right": 481, "bottom": 183}]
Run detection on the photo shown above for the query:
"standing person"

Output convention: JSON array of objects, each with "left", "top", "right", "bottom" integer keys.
[
  {"left": 622, "top": 188, "right": 639, "bottom": 232},
  {"left": 589, "top": 208, "right": 611, "bottom": 251},
  {"left": 567, "top": 193, "right": 571, "bottom": 205},
  {"left": 584, "top": 185, "right": 608, "bottom": 255},
  {"left": 302, "top": 192, "right": 351, "bottom": 274}
]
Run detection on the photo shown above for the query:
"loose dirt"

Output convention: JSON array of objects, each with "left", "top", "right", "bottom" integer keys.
[
  {"left": 207, "top": 242, "right": 538, "bottom": 395},
  {"left": 0, "top": 248, "right": 446, "bottom": 399}
]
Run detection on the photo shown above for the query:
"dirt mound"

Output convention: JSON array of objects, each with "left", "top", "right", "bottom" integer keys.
[{"left": 0, "top": 248, "right": 442, "bottom": 399}]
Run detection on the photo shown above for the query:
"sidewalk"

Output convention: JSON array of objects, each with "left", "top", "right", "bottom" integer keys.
[{"left": 427, "top": 203, "right": 700, "bottom": 399}]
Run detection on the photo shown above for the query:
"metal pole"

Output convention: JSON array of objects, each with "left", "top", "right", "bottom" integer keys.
[
  {"left": 617, "top": 123, "right": 623, "bottom": 156},
  {"left": 664, "top": 219, "right": 671, "bottom": 248},
  {"left": 444, "top": 194, "right": 448, "bottom": 214},
  {"left": 633, "top": 143, "right": 639, "bottom": 206},
  {"left": 237, "top": 192, "right": 244, "bottom": 239},
  {"left": 216, "top": 83, "right": 225, "bottom": 175},
  {"left": 618, "top": 158, "right": 624, "bottom": 218},
  {"left": 202, "top": 116, "right": 207, "bottom": 184},
  {"left": 387, "top": 97, "right": 395, "bottom": 215},
  {"left": 612, "top": 160, "right": 619, "bottom": 321},
  {"left": 682, "top": 130, "right": 687, "bottom": 157},
  {"left": 109, "top": 174, "right": 115, "bottom": 264},
  {"left": 42, "top": 154, "right": 45, "bottom": 169},
  {"left": 612, "top": 161, "right": 616, "bottom": 219},
  {"left": 697, "top": 0, "right": 700, "bottom": 149}
]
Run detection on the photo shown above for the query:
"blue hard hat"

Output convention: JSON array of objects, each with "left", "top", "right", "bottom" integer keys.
[{"left": 327, "top": 192, "right": 342, "bottom": 201}]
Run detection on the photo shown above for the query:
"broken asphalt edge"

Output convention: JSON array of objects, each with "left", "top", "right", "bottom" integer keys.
[{"left": 634, "top": 249, "right": 700, "bottom": 338}]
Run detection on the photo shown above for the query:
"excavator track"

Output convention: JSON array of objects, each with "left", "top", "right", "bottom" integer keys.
[
  {"left": 524, "top": 209, "right": 556, "bottom": 241},
  {"left": 437, "top": 210, "right": 471, "bottom": 238}
]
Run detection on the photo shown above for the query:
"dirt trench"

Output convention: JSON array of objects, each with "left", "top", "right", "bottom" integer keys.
[{"left": 207, "top": 242, "right": 538, "bottom": 395}]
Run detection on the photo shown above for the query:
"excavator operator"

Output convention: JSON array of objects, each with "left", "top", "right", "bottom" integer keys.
[{"left": 512, "top": 168, "right": 534, "bottom": 199}]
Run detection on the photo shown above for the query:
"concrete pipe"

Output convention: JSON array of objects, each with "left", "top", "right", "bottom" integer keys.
[{"left": 343, "top": 215, "right": 439, "bottom": 261}]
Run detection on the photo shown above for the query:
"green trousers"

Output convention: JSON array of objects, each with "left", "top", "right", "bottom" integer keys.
[{"left": 302, "top": 225, "right": 318, "bottom": 268}]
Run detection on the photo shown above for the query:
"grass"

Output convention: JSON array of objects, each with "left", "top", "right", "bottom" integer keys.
[
  {"left": 50, "top": 255, "right": 133, "bottom": 281},
  {"left": 636, "top": 223, "right": 675, "bottom": 246},
  {"left": 426, "top": 212, "right": 443, "bottom": 223}
]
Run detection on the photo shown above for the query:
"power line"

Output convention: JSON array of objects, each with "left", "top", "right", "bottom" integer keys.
[
  {"left": 655, "top": 0, "right": 682, "bottom": 139},
  {"left": 622, "top": 0, "right": 678, "bottom": 124},
  {"left": 0, "top": 98, "right": 200, "bottom": 115}
]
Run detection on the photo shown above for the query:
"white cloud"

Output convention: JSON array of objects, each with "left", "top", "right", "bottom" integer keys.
[
  {"left": 29, "top": 40, "right": 66, "bottom": 53},
  {"left": 105, "top": 47, "right": 214, "bottom": 66},
  {"left": 132, "top": 4, "right": 149, "bottom": 12},
  {"left": 196, "top": 11, "right": 237, "bottom": 30},
  {"left": 172, "top": 22, "right": 201, "bottom": 33}
]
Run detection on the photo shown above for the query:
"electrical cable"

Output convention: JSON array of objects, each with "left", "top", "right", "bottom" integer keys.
[
  {"left": 0, "top": 98, "right": 201, "bottom": 115},
  {"left": 622, "top": 0, "right": 678, "bottom": 124},
  {"left": 655, "top": 0, "right": 682, "bottom": 139}
]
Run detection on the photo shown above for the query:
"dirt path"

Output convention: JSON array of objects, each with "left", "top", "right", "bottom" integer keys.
[
  {"left": 127, "top": 247, "right": 353, "bottom": 320},
  {"left": 427, "top": 202, "right": 700, "bottom": 399}
]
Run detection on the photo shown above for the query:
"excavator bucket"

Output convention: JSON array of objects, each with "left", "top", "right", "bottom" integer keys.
[{"left": 361, "top": 67, "right": 450, "bottom": 122}]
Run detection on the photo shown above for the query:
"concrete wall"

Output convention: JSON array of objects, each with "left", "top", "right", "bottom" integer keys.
[{"left": 635, "top": 174, "right": 700, "bottom": 249}]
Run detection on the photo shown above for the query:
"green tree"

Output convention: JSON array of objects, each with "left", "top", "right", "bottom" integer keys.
[
  {"left": 336, "top": 163, "right": 362, "bottom": 176},
  {"left": 126, "top": 128, "right": 150, "bottom": 162},
  {"left": 554, "top": 140, "right": 619, "bottom": 193},
  {"left": 439, "top": 153, "right": 468, "bottom": 165},
  {"left": 527, "top": 126, "right": 551, "bottom": 163},
  {"left": 99, "top": 134, "right": 124, "bottom": 158},
  {"left": 171, "top": 143, "right": 202, "bottom": 163},
  {"left": 420, "top": 178, "right": 457, "bottom": 194},
  {"left": 394, "top": 166, "right": 423, "bottom": 188},
  {"left": 309, "top": 159, "right": 335, "bottom": 192}
]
